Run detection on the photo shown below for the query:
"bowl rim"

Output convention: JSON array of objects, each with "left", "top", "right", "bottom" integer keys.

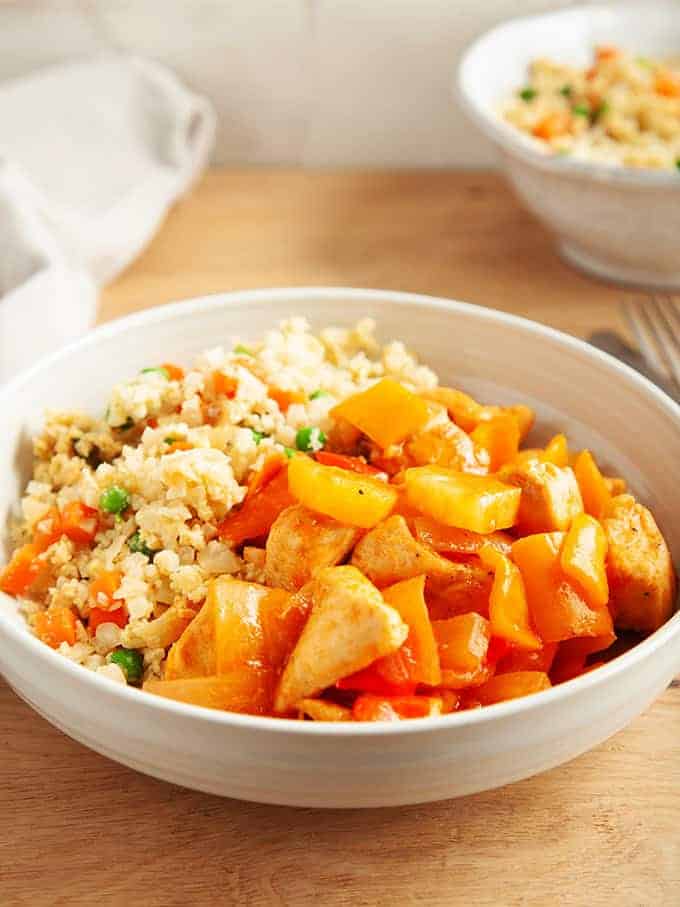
[
  {"left": 2, "top": 285, "right": 680, "bottom": 737},
  {"left": 456, "top": 0, "right": 680, "bottom": 187}
]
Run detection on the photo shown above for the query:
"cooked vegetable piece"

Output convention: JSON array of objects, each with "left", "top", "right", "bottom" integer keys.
[
  {"left": 404, "top": 467, "right": 521, "bottom": 533},
  {"left": 350, "top": 514, "right": 463, "bottom": 589},
  {"left": 500, "top": 461, "right": 583, "bottom": 533},
  {"left": 470, "top": 412, "right": 520, "bottom": 471},
  {"left": 273, "top": 565, "right": 408, "bottom": 713},
  {"left": 144, "top": 670, "right": 274, "bottom": 713},
  {"left": 161, "top": 363, "right": 184, "bottom": 381},
  {"left": 298, "top": 699, "right": 352, "bottom": 721},
  {"left": 512, "top": 532, "right": 613, "bottom": 642},
  {"left": 405, "top": 422, "right": 487, "bottom": 474},
  {"left": 381, "top": 575, "right": 441, "bottom": 686},
  {"left": 543, "top": 433, "right": 569, "bottom": 467},
  {"left": 411, "top": 516, "right": 512, "bottom": 558},
  {"left": 602, "top": 494, "right": 676, "bottom": 633},
  {"left": 315, "top": 451, "right": 383, "bottom": 475},
  {"left": 420, "top": 387, "right": 484, "bottom": 432},
  {"left": 110, "top": 648, "right": 144, "bottom": 683},
  {"left": 573, "top": 449, "right": 611, "bottom": 520},
  {"left": 425, "top": 562, "right": 493, "bottom": 620},
  {"left": 560, "top": 513, "right": 609, "bottom": 609},
  {"left": 295, "top": 426, "right": 327, "bottom": 452},
  {"left": 89, "top": 606, "right": 128, "bottom": 633},
  {"left": 32, "top": 508, "right": 63, "bottom": 550},
  {"left": 0, "top": 543, "right": 47, "bottom": 595},
  {"left": 533, "top": 111, "right": 571, "bottom": 139},
  {"left": 164, "top": 595, "right": 219, "bottom": 680},
  {"left": 497, "top": 641, "right": 558, "bottom": 674},
  {"left": 337, "top": 647, "right": 417, "bottom": 696},
  {"left": 479, "top": 544, "right": 541, "bottom": 650},
  {"left": 474, "top": 671, "right": 551, "bottom": 705},
  {"left": 269, "top": 386, "right": 306, "bottom": 412},
  {"left": 264, "top": 504, "right": 360, "bottom": 592},
  {"left": 212, "top": 371, "right": 238, "bottom": 398},
  {"left": 128, "top": 531, "right": 156, "bottom": 558},
  {"left": 33, "top": 607, "right": 77, "bottom": 648},
  {"left": 218, "top": 466, "right": 293, "bottom": 545},
  {"left": 89, "top": 570, "right": 121, "bottom": 609},
  {"left": 352, "top": 694, "right": 443, "bottom": 721},
  {"left": 100, "top": 485, "right": 130, "bottom": 515},
  {"left": 61, "top": 501, "right": 99, "bottom": 544},
  {"left": 246, "top": 454, "right": 285, "bottom": 496},
  {"left": 432, "top": 613, "right": 492, "bottom": 689},
  {"left": 331, "top": 378, "right": 430, "bottom": 448},
  {"left": 288, "top": 454, "right": 397, "bottom": 529}
]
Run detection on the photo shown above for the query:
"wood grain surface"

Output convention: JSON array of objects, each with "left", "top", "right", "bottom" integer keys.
[{"left": 2, "top": 170, "right": 678, "bottom": 907}]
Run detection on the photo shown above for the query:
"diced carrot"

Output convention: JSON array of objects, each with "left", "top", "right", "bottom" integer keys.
[
  {"left": 315, "top": 451, "right": 383, "bottom": 476},
  {"left": 212, "top": 371, "right": 239, "bottom": 398},
  {"left": 89, "top": 570, "right": 122, "bottom": 610},
  {"left": 33, "top": 607, "right": 77, "bottom": 648},
  {"left": 61, "top": 501, "right": 99, "bottom": 545},
  {"left": 89, "top": 606, "right": 128, "bottom": 632},
  {"left": 0, "top": 543, "right": 47, "bottom": 596},
  {"left": 533, "top": 112, "right": 571, "bottom": 140},
  {"left": 655, "top": 71, "right": 680, "bottom": 98},
  {"left": 162, "top": 363, "right": 185, "bottom": 381},
  {"left": 218, "top": 466, "right": 293, "bottom": 546},
  {"left": 268, "top": 386, "right": 307, "bottom": 413},
  {"left": 595, "top": 45, "right": 620, "bottom": 62},
  {"left": 165, "top": 441, "right": 193, "bottom": 454},
  {"left": 32, "top": 507, "right": 63, "bottom": 551},
  {"left": 147, "top": 418, "right": 158, "bottom": 429}
]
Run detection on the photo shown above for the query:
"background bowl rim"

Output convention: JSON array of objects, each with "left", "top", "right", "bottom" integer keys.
[
  {"left": 2, "top": 285, "right": 679, "bottom": 737},
  {"left": 456, "top": 0, "right": 680, "bottom": 188}
]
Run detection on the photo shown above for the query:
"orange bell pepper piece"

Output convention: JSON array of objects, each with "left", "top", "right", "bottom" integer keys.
[
  {"left": 573, "top": 449, "right": 611, "bottom": 520},
  {"left": 212, "top": 371, "right": 238, "bottom": 398},
  {"left": 337, "top": 649, "right": 418, "bottom": 697},
  {"left": 246, "top": 454, "right": 286, "bottom": 496},
  {"left": 475, "top": 671, "right": 551, "bottom": 706},
  {"left": 471, "top": 412, "right": 520, "bottom": 472},
  {"left": 382, "top": 575, "right": 441, "bottom": 686},
  {"left": 33, "top": 607, "right": 77, "bottom": 648},
  {"left": 218, "top": 466, "right": 294, "bottom": 545},
  {"left": 497, "top": 641, "right": 558, "bottom": 674},
  {"left": 533, "top": 111, "right": 571, "bottom": 140},
  {"left": 61, "top": 501, "right": 99, "bottom": 545},
  {"left": 161, "top": 363, "right": 185, "bottom": 381},
  {"left": 331, "top": 378, "right": 430, "bottom": 448},
  {"left": 479, "top": 543, "right": 542, "bottom": 651},
  {"left": 511, "top": 533, "right": 613, "bottom": 643},
  {"left": 32, "top": 507, "right": 63, "bottom": 551},
  {"left": 144, "top": 670, "right": 274, "bottom": 714},
  {"left": 352, "top": 694, "right": 441, "bottom": 721},
  {"left": 411, "top": 516, "right": 512, "bottom": 558},
  {"left": 560, "top": 513, "right": 609, "bottom": 609},
  {"left": 0, "top": 543, "right": 48, "bottom": 596},
  {"left": 404, "top": 467, "right": 521, "bottom": 533},
  {"left": 550, "top": 630, "right": 617, "bottom": 684},
  {"left": 287, "top": 454, "right": 397, "bottom": 529},
  {"left": 89, "top": 606, "right": 128, "bottom": 633},
  {"left": 432, "top": 612, "right": 492, "bottom": 688},
  {"left": 268, "top": 386, "right": 307, "bottom": 413},
  {"left": 315, "top": 451, "right": 383, "bottom": 476},
  {"left": 543, "top": 433, "right": 569, "bottom": 467}
]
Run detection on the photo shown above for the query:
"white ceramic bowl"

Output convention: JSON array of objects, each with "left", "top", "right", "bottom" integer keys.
[
  {"left": 1, "top": 287, "right": 680, "bottom": 808},
  {"left": 458, "top": 1, "right": 680, "bottom": 289}
]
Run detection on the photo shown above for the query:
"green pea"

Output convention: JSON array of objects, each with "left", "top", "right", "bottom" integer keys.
[
  {"left": 519, "top": 87, "right": 536, "bottom": 101},
  {"left": 283, "top": 446, "right": 296, "bottom": 459},
  {"left": 110, "top": 648, "right": 144, "bottom": 684},
  {"left": 164, "top": 436, "right": 177, "bottom": 445},
  {"left": 559, "top": 84, "right": 572, "bottom": 97},
  {"left": 593, "top": 100, "right": 609, "bottom": 120},
  {"left": 100, "top": 485, "right": 130, "bottom": 515},
  {"left": 234, "top": 344, "right": 253, "bottom": 356},
  {"left": 141, "top": 367, "right": 170, "bottom": 379},
  {"left": 128, "top": 531, "right": 156, "bottom": 559},
  {"left": 251, "top": 429, "right": 267, "bottom": 444},
  {"left": 309, "top": 389, "right": 330, "bottom": 400},
  {"left": 295, "top": 426, "right": 327, "bottom": 452},
  {"left": 572, "top": 104, "right": 590, "bottom": 117}
]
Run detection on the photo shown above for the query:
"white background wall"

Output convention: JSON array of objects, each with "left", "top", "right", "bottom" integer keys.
[{"left": 1, "top": 0, "right": 605, "bottom": 166}]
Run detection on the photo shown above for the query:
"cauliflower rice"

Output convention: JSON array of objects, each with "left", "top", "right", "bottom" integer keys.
[{"left": 5, "top": 318, "right": 436, "bottom": 686}]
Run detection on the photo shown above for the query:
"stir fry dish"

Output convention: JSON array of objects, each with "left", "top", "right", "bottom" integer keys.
[
  {"left": 1, "top": 319, "right": 675, "bottom": 721},
  {"left": 503, "top": 46, "right": 680, "bottom": 171}
]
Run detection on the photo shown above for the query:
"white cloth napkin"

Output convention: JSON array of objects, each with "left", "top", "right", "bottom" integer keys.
[{"left": 0, "top": 55, "right": 216, "bottom": 382}]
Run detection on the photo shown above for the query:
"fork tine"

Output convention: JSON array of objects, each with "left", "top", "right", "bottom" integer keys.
[
  {"left": 622, "top": 298, "right": 672, "bottom": 379},
  {"left": 633, "top": 296, "right": 680, "bottom": 389}
]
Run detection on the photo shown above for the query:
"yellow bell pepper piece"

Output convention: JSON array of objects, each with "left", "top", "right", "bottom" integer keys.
[
  {"left": 573, "top": 449, "right": 611, "bottom": 520},
  {"left": 479, "top": 543, "right": 542, "bottom": 650},
  {"left": 471, "top": 412, "right": 520, "bottom": 471},
  {"left": 331, "top": 378, "right": 430, "bottom": 448},
  {"left": 560, "top": 513, "right": 609, "bottom": 609},
  {"left": 288, "top": 454, "right": 398, "bottom": 528},
  {"left": 404, "top": 466, "right": 521, "bottom": 533}
]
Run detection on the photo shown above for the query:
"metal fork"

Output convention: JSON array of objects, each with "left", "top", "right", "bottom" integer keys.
[{"left": 622, "top": 296, "right": 680, "bottom": 394}]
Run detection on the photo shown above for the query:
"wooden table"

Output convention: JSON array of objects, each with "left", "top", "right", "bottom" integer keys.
[{"left": 3, "top": 171, "right": 678, "bottom": 906}]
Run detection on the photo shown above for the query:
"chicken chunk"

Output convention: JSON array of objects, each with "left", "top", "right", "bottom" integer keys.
[
  {"left": 264, "top": 504, "right": 360, "bottom": 591},
  {"left": 500, "top": 460, "right": 583, "bottom": 533},
  {"left": 273, "top": 565, "right": 408, "bottom": 713},
  {"left": 426, "top": 563, "right": 494, "bottom": 620},
  {"left": 603, "top": 494, "right": 676, "bottom": 633},
  {"left": 350, "top": 514, "right": 463, "bottom": 590},
  {"left": 405, "top": 422, "right": 488, "bottom": 474}
]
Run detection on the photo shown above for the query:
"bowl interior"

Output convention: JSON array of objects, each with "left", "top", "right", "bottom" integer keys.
[
  {"left": 459, "top": 1, "right": 680, "bottom": 153},
  {"left": 2, "top": 287, "right": 680, "bottom": 645}
]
